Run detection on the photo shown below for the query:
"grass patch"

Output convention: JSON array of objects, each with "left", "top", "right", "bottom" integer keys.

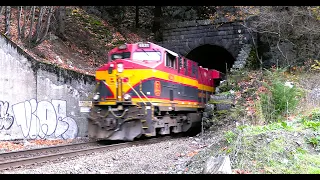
[
  {"left": 238, "top": 121, "right": 296, "bottom": 136},
  {"left": 273, "top": 154, "right": 320, "bottom": 174}
]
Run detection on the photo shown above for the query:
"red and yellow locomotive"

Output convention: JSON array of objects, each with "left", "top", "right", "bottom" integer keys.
[{"left": 88, "top": 42, "right": 223, "bottom": 141}]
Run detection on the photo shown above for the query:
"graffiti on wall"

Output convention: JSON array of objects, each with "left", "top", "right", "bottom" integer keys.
[
  {"left": 11, "top": 99, "right": 78, "bottom": 139},
  {"left": 0, "top": 101, "right": 14, "bottom": 130}
]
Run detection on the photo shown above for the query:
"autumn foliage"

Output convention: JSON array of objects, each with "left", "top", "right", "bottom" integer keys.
[{"left": 222, "top": 67, "right": 305, "bottom": 126}]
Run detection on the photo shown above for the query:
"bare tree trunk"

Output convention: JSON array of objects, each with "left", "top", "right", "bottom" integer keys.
[
  {"left": 55, "top": 6, "right": 66, "bottom": 40},
  {"left": 21, "top": 6, "right": 30, "bottom": 39},
  {"left": 17, "top": 6, "right": 22, "bottom": 39},
  {"left": 28, "top": 6, "right": 36, "bottom": 41},
  {"left": 135, "top": 6, "right": 139, "bottom": 28},
  {"left": 0, "top": 6, "right": 4, "bottom": 24},
  {"left": 152, "top": 6, "right": 162, "bottom": 41},
  {"left": 0, "top": 6, "right": 4, "bottom": 15},
  {"left": 152, "top": 6, "right": 162, "bottom": 33},
  {"left": 34, "top": 6, "right": 45, "bottom": 43},
  {"left": 38, "top": 6, "right": 53, "bottom": 44},
  {"left": 5, "top": 6, "right": 11, "bottom": 37}
]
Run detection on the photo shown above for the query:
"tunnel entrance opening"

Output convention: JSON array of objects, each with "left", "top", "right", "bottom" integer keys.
[{"left": 185, "top": 44, "right": 236, "bottom": 74}]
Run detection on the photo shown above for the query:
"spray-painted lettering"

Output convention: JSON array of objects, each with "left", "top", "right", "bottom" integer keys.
[
  {"left": 0, "top": 101, "right": 14, "bottom": 130},
  {"left": 11, "top": 99, "right": 78, "bottom": 139}
]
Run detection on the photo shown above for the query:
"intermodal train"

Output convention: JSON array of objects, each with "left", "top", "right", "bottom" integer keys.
[{"left": 88, "top": 42, "right": 224, "bottom": 141}]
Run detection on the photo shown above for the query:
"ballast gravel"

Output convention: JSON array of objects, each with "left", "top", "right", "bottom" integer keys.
[{"left": 0, "top": 124, "right": 234, "bottom": 174}]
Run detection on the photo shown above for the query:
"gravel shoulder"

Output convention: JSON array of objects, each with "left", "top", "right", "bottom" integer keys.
[
  {"left": 0, "top": 138, "right": 91, "bottom": 153},
  {"left": 0, "top": 123, "right": 235, "bottom": 174}
]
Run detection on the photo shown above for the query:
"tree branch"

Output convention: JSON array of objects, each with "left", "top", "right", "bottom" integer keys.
[
  {"left": 17, "top": 6, "right": 22, "bottom": 39},
  {"left": 28, "top": 6, "right": 36, "bottom": 42},
  {"left": 38, "top": 6, "right": 54, "bottom": 44}
]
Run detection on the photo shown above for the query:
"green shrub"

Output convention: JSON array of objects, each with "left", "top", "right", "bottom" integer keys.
[
  {"left": 246, "top": 48, "right": 260, "bottom": 69},
  {"left": 307, "top": 136, "right": 320, "bottom": 147},
  {"left": 259, "top": 69, "right": 305, "bottom": 123},
  {"left": 224, "top": 130, "right": 236, "bottom": 144},
  {"left": 308, "top": 109, "right": 320, "bottom": 121}
]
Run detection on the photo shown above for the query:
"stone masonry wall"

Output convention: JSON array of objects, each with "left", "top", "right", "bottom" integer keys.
[{"left": 158, "top": 19, "right": 253, "bottom": 59}]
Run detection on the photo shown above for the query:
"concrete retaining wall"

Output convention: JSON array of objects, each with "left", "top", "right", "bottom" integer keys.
[{"left": 0, "top": 35, "right": 95, "bottom": 140}]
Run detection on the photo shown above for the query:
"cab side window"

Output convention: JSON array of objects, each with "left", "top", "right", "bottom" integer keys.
[{"left": 165, "top": 52, "right": 176, "bottom": 69}]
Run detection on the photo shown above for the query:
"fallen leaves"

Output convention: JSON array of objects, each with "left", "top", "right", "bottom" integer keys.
[
  {"left": 0, "top": 139, "right": 72, "bottom": 152},
  {"left": 232, "top": 71, "right": 267, "bottom": 121},
  {"left": 29, "top": 139, "right": 65, "bottom": 146},
  {"left": 233, "top": 169, "right": 251, "bottom": 174},
  {"left": 0, "top": 141, "right": 24, "bottom": 151},
  {"left": 221, "top": 146, "right": 228, "bottom": 151},
  {"left": 187, "top": 150, "right": 199, "bottom": 157}
]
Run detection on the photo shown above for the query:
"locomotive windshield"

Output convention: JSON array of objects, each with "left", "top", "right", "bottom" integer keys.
[
  {"left": 132, "top": 51, "right": 161, "bottom": 61},
  {"left": 111, "top": 52, "right": 131, "bottom": 60}
]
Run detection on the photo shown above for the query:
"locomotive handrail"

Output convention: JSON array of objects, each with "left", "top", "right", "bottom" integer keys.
[
  {"left": 139, "top": 80, "right": 152, "bottom": 104},
  {"left": 126, "top": 82, "right": 146, "bottom": 105},
  {"left": 140, "top": 90, "right": 152, "bottom": 104}
]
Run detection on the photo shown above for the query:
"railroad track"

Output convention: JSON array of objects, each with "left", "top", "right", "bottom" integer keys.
[{"left": 0, "top": 136, "right": 173, "bottom": 171}]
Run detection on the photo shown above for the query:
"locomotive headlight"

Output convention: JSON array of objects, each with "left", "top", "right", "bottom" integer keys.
[
  {"left": 93, "top": 92, "right": 100, "bottom": 101},
  {"left": 117, "top": 63, "right": 124, "bottom": 73},
  {"left": 123, "top": 93, "right": 131, "bottom": 101}
]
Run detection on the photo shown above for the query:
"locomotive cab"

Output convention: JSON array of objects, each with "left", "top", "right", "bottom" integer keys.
[{"left": 92, "top": 43, "right": 162, "bottom": 105}]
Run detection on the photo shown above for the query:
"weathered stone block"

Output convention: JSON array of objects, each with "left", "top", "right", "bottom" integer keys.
[
  {"left": 225, "top": 35, "right": 235, "bottom": 39},
  {"left": 172, "top": 31, "right": 180, "bottom": 36},
  {"left": 207, "top": 31, "right": 218, "bottom": 37},
  {"left": 217, "top": 31, "right": 227, "bottom": 36},
  {"left": 184, "top": 34, "right": 198, "bottom": 39},
  {"left": 202, "top": 155, "right": 232, "bottom": 174},
  {"left": 194, "top": 29, "right": 205, "bottom": 34},
  {"left": 232, "top": 64, "right": 244, "bottom": 69},
  {"left": 196, "top": 33, "right": 207, "bottom": 39},
  {"left": 233, "top": 61, "right": 246, "bottom": 66},
  {"left": 179, "top": 48, "right": 188, "bottom": 56},
  {"left": 198, "top": 37, "right": 205, "bottom": 46}
]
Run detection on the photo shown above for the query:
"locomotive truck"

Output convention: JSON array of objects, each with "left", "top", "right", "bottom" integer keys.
[{"left": 88, "top": 42, "right": 224, "bottom": 141}]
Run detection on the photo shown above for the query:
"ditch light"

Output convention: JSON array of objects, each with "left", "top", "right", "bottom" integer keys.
[{"left": 117, "top": 63, "right": 124, "bottom": 73}]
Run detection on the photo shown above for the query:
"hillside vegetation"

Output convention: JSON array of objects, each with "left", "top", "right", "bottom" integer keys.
[
  {"left": 189, "top": 65, "right": 320, "bottom": 174},
  {"left": 0, "top": 6, "right": 150, "bottom": 75}
]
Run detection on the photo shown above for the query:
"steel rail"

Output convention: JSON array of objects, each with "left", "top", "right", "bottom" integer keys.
[
  {"left": 0, "top": 136, "right": 172, "bottom": 171},
  {"left": 0, "top": 141, "right": 98, "bottom": 161}
]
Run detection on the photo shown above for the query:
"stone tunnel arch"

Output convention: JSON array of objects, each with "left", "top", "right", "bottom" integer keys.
[
  {"left": 185, "top": 44, "right": 236, "bottom": 74},
  {"left": 159, "top": 20, "right": 256, "bottom": 73}
]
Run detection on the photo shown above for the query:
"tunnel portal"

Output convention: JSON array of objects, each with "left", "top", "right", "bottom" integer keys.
[{"left": 185, "top": 44, "right": 236, "bottom": 74}]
